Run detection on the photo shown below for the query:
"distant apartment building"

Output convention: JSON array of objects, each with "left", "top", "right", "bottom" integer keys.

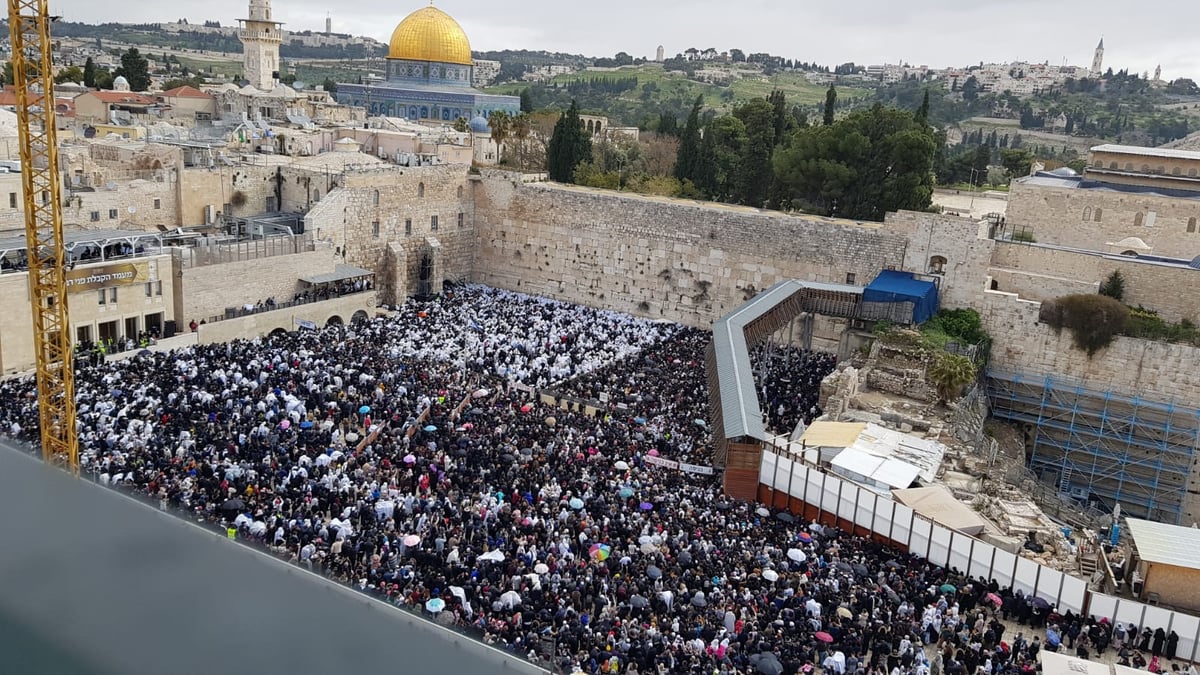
[{"left": 472, "top": 59, "right": 501, "bottom": 88}]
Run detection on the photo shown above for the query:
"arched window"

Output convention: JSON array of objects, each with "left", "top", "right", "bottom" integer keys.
[
  {"left": 373, "top": 190, "right": 379, "bottom": 206},
  {"left": 1109, "top": 162, "right": 1118, "bottom": 169},
  {"left": 928, "top": 255, "right": 947, "bottom": 275},
  {"left": 456, "top": 186, "right": 464, "bottom": 199},
  {"left": 1134, "top": 212, "right": 1144, "bottom": 227},
  {"left": 1191, "top": 168, "right": 1198, "bottom": 178},
  {"left": 1173, "top": 167, "right": 1183, "bottom": 176},
  {"left": 1083, "top": 206, "right": 1092, "bottom": 221},
  {"left": 1125, "top": 163, "right": 1134, "bottom": 171},
  {"left": 417, "top": 182, "right": 425, "bottom": 198},
  {"left": 1141, "top": 164, "right": 1151, "bottom": 173},
  {"left": 1094, "top": 208, "right": 1103, "bottom": 222},
  {"left": 1190, "top": 217, "right": 1197, "bottom": 233}
]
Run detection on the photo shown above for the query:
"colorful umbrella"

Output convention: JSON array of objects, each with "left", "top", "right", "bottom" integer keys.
[
  {"left": 639, "top": 502, "right": 654, "bottom": 511},
  {"left": 425, "top": 598, "right": 445, "bottom": 613},
  {"left": 815, "top": 631, "right": 834, "bottom": 643},
  {"left": 569, "top": 497, "right": 585, "bottom": 510},
  {"left": 423, "top": 425, "right": 437, "bottom": 432},
  {"left": 589, "top": 543, "right": 612, "bottom": 562},
  {"left": 940, "top": 583, "right": 956, "bottom": 593},
  {"left": 987, "top": 592, "right": 1003, "bottom": 607},
  {"left": 520, "top": 404, "right": 532, "bottom": 412},
  {"left": 403, "top": 454, "right": 416, "bottom": 464},
  {"left": 359, "top": 405, "right": 370, "bottom": 414},
  {"left": 403, "top": 534, "right": 420, "bottom": 547},
  {"left": 797, "top": 532, "right": 813, "bottom": 543},
  {"left": 618, "top": 487, "right": 635, "bottom": 498}
]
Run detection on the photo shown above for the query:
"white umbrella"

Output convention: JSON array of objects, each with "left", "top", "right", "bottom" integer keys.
[
  {"left": 534, "top": 563, "right": 549, "bottom": 574},
  {"left": 614, "top": 460, "right": 630, "bottom": 471},
  {"left": 479, "top": 550, "right": 505, "bottom": 562},
  {"left": 756, "top": 507, "right": 770, "bottom": 517},
  {"left": 640, "top": 542, "right": 658, "bottom": 555},
  {"left": 787, "top": 548, "right": 807, "bottom": 563},
  {"left": 763, "top": 569, "right": 780, "bottom": 582}
]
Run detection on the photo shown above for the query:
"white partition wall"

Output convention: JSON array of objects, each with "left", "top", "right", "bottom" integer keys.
[
  {"left": 948, "top": 531, "right": 972, "bottom": 574},
  {"left": 1089, "top": 593, "right": 1119, "bottom": 622},
  {"left": 911, "top": 517, "right": 933, "bottom": 560},
  {"left": 1114, "top": 597, "right": 1146, "bottom": 629},
  {"left": 1036, "top": 568, "right": 1064, "bottom": 606},
  {"left": 820, "top": 474, "right": 841, "bottom": 516},
  {"left": 856, "top": 489, "right": 877, "bottom": 530},
  {"left": 991, "top": 549, "right": 1017, "bottom": 589},
  {"left": 1143, "top": 606, "right": 1173, "bottom": 638},
  {"left": 1168, "top": 611, "right": 1200, "bottom": 663},
  {"left": 1059, "top": 575, "right": 1086, "bottom": 614},
  {"left": 968, "top": 541, "right": 995, "bottom": 581},
  {"left": 1013, "top": 557, "right": 1039, "bottom": 596},
  {"left": 892, "top": 504, "right": 915, "bottom": 547},
  {"left": 928, "top": 524, "right": 953, "bottom": 568},
  {"left": 839, "top": 483, "right": 860, "bottom": 522}
]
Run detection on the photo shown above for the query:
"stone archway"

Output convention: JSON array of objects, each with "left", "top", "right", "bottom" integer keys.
[
  {"left": 269, "top": 328, "right": 288, "bottom": 338},
  {"left": 352, "top": 310, "right": 370, "bottom": 324},
  {"left": 325, "top": 315, "right": 344, "bottom": 327}
]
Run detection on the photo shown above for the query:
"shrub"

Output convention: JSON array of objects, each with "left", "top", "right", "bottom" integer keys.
[
  {"left": 925, "top": 308, "right": 987, "bottom": 345},
  {"left": 927, "top": 352, "right": 977, "bottom": 402},
  {"left": 1039, "top": 294, "right": 1129, "bottom": 357},
  {"left": 1099, "top": 270, "right": 1126, "bottom": 302}
]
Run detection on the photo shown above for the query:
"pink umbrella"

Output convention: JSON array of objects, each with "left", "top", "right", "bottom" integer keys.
[
  {"left": 520, "top": 404, "right": 532, "bottom": 412},
  {"left": 403, "top": 534, "right": 420, "bottom": 547},
  {"left": 403, "top": 454, "right": 416, "bottom": 464},
  {"left": 987, "top": 592, "right": 1002, "bottom": 607},
  {"left": 815, "top": 631, "right": 833, "bottom": 643},
  {"left": 279, "top": 419, "right": 290, "bottom": 430},
  {"left": 647, "top": 449, "right": 660, "bottom": 456}
]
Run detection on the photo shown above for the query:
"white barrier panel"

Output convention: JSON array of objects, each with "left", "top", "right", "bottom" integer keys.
[
  {"left": 821, "top": 474, "right": 841, "bottom": 515},
  {"left": 911, "top": 517, "right": 933, "bottom": 560},
  {"left": 1036, "top": 568, "right": 1063, "bottom": 608},
  {"left": 948, "top": 532, "right": 971, "bottom": 574},
  {"left": 873, "top": 497, "right": 895, "bottom": 538},
  {"left": 1014, "top": 557, "right": 1039, "bottom": 596},
  {"left": 760, "top": 452, "right": 778, "bottom": 488},
  {"left": 929, "top": 524, "right": 952, "bottom": 568},
  {"left": 892, "top": 504, "right": 915, "bottom": 548},
  {"left": 839, "top": 483, "right": 859, "bottom": 522},
  {"left": 969, "top": 541, "right": 995, "bottom": 581},
  {"left": 806, "top": 470, "right": 825, "bottom": 511},
  {"left": 1168, "top": 611, "right": 1200, "bottom": 663},
  {"left": 1059, "top": 575, "right": 1086, "bottom": 615},
  {"left": 1088, "top": 592, "right": 1119, "bottom": 623},
  {"left": 1144, "top": 606, "right": 1173, "bottom": 639},
  {"left": 856, "top": 490, "right": 877, "bottom": 530},
  {"left": 1114, "top": 598, "right": 1146, "bottom": 629},
  {"left": 992, "top": 549, "right": 1017, "bottom": 589}
]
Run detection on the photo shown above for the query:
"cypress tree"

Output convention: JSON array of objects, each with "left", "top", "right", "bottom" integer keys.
[
  {"left": 823, "top": 84, "right": 837, "bottom": 125},
  {"left": 519, "top": 88, "right": 534, "bottom": 113},
  {"left": 915, "top": 90, "right": 930, "bottom": 124},
  {"left": 547, "top": 100, "right": 591, "bottom": 182},
  {"left": 675, "top": 95, "right": 704, "bottom": 182}
]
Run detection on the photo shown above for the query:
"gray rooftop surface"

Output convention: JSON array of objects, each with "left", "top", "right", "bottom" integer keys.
[
  {"left": 1126, "top": 517, "right": 1200, "bottom": 570},
  {"left": 0, "top": 443, "right": 547, "bottom": 675},
  {"left": 1091, "top": 144, "right": 1200, "bottom": 161}
]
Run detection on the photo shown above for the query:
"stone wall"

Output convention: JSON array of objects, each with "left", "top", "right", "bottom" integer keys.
[
  {"left": 182, "top": 247, "right": 342, "bottom": 324},
  {"left": 1006, "top": 181, "right": 1200, "bottom": 260},
  {"left": 884, "top": 211, "right": 996, "bottom": 310},
  {"left": 194, "top": 293, "right": 374, "bottom": 344},
  {"left": 472, "top": 174, "right": 909, "bottom": 328},
  {"left": 991, "top": 242, "right": 1200, "bottom": 322}
]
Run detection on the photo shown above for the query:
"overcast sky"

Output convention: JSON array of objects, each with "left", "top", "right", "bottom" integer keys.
[{"left": 54, "top": 0, "right": 1200, "bottom": 81}]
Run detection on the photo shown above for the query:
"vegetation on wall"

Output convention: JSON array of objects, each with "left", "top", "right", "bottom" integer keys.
[
  {"left": 927, "top": 352, "right": 977, "bottom": 403},
  {"left": 1098, "top": 270, "right": 1126, "bottom": 302},
  {"left": 1038, "top": 294, "right": 1130, "bottom": 356}
]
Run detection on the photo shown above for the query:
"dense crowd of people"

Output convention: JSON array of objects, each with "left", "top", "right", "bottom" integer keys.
[
  {"left": 0, "top": 284, "right": 1185, "bottom": 675},
  {"left": 750, "top": 345, "right": 837, "bottom": 438}
]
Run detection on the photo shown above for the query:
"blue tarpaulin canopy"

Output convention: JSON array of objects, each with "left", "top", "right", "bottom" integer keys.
[{"left": 863, "top": 271, "right": 939, "bottom": 325}]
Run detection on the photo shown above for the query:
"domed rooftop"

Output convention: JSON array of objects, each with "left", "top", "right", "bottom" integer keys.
[
  {"left": 388, "top": 5, "right": 472, "bottom": 65},
  {"left": 469, "top": 115, "right": 490, "bottom": 133}
]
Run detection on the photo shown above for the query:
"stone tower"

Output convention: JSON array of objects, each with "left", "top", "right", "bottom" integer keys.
[
  {"left": 656, "top": 45, "right": 664, "bottom": 62},
  {"left": 326, "top": 13, "right": 332, "bottom": 35},
  {"left": 1154, "top": 64, "right": 1162, "bottom": 83},
  {"left": 1091, "top": 37, "right": 1104, "bottom": 76},
  {"left": 238, "top": 0, "right": 283, "bottom": 90}
]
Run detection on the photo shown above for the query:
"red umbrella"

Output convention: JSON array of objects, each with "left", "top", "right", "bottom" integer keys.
[
  {"left": 815, "top": 631, "right": 833, "bottom": 643},
  {"left": 986, "top": 592, "right": 1002, "bottom": 607}
]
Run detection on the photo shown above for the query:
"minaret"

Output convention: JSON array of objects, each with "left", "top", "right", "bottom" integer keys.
[
  {"left": 1154, "top": 64, "right": 1162, "bottom": 83},
  {"left": 656, "top": 45, "right": 664, "bottom": 63},
  {"left": 1091, "top": 37, "right": 1104, "bottom": 76},
  {"left": 325, "top": 12, "right": 332, "bottom": 35},
  {"left": 238, "top": 0, "right": 284, "bottom": 90}
]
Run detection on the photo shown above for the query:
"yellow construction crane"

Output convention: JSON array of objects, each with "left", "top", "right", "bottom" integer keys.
[{"left": 8, "top": 0, "right": 78, "bottom": 473}]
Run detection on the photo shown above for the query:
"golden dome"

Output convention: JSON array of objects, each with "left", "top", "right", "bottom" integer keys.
[{"left": 387, "top": 5, "right": 472, "bottom": 66}]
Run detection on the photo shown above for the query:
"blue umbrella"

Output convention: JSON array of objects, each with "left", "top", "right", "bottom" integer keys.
[
  {"left": 618, "top": 487, "right": 634, "bottom": 498},
  {"left": 425, "top": 598, "right": 446, "bottom": 613},
  {"left": 423, "top": 425, "right": 437, "bottom": 432},
  {"left": 569, "top": 497, "right": 584, "bottom": 510},
  {"left": 359, "top": 405, "right": 370, "bottom": 414},
  {"left": 634, "top": 417, "right": 646, "bottom": 425},
  {"left": 639, "top": 502, "right": 654, "bottom": 511},
  {"left": 299, "top": 421, "right": 313, "bottom": 429}
]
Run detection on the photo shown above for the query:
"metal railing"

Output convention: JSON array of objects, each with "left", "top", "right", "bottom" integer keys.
[
  {"left": 198, "top": 287, "right": 373, "bottom": 325},
  {"left": 181, "top": 232, "right": 318, "bottom": 268}
]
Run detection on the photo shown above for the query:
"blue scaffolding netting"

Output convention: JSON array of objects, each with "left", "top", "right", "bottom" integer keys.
[{"left": 863, "top": 270, "right": 939, "bottom": 325}]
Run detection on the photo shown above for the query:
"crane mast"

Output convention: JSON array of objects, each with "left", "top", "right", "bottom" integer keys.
[{"left": 8, "top": 0, "right": 78, "bottom": 473}]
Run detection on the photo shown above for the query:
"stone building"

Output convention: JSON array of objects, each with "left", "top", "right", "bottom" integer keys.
[{"left": 238, "top": 0, "right": 284, "bottom": 91}]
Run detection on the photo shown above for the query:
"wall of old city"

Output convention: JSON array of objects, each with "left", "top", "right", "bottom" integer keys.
[
  {"left": 883, "top": 211, "right": 996, "bottom": 311},
  {"left": 990, "top": 242, "right": 1200, "bottom": 323},
  {"left": 1006, "top": 181, "right": 1200, "bottom": 259},
  {"left": 471, "top": 173, "right": 909, "bottom": 328}
]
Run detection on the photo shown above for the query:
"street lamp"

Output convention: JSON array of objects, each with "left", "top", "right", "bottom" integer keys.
[{"left": 968, "top": 168, "right": 981, "bottom": 214}]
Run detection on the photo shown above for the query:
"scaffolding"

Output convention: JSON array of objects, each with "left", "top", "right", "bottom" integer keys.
[{"left": 987, "top": 370, "right": 1200, "bottom": 524}]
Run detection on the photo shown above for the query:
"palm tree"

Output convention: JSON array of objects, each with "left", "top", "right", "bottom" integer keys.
[
  {"left": 488, "top": 110, "right": 511, "bottom": 164},
  {"left": 927, "top": 352, "right": 976, "bottom": 403},
  {"left": 509, "top": 113, "right": 531, "bottom": 169}
]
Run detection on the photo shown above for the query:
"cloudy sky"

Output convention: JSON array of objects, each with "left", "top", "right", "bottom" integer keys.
[{"left": 54, "top": 0, "right": 1200, "bottom": 80}]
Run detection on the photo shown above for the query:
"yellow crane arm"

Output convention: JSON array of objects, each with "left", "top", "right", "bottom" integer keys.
[{"left": 8, "top": 0, "right": 78, "bottom": 473}]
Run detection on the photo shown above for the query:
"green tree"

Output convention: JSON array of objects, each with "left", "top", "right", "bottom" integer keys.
[
  {"left": 1099, "top": 270, "right": 1126, "bottom": 301},
  {"left": 915, "top": 90, "right": 930, "bottom": 125},
  {"left": 823, "top": 84, "right": 837, "bottom": 125},
  {"left": 674, "top": 95, "right": 704, "bottom": 184},
  {"left": 767, "top": 89, "right": 792, "bottom": 145},
  {"left": 114, "top": 47, "right": 150, "bottom": 91},
  {"left": 488, "top": 110, "right": 512, "bottom": 163},
  {"left": 322, "top": 77, "right": 337, "bottom": 93},
  {"left": 452, "top": 116, "right": 470, "bottom": 133},
  {"left": 546, "top": 100, "right": 591, "bottom": 182},
  {"left": 961, "top": 75, "right": 979, "bottom": 102},
  {"left": 773, "top": 104, "right": 936, "bottom": 221},
  {"left": 54, "top": 65, "right": 84, "bottom": 85},
  {"left": 732, "top": 98, "right": 776, "bottom": 207},
  {"left": 704, "top": 114, "right": 747, "bottom": 201},
  {"left": 83, "top": 57, "right": 96, "bottom": 88},
  {"left": 972, "top": 145, "right": 991, "bottom": 180},
  {"left": 1000, "top": 148, "right": 1034, "bottom": 179},
  {"left": 927, "top": 352, "right": 976, "bottom": 403},
  {"left": 519, "top": 88, "right": 534, "bottom": 114}
]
